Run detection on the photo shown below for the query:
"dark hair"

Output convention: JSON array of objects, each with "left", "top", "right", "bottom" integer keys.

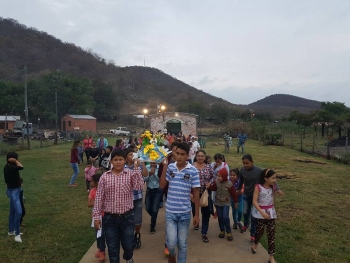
[
  {"left": 242, "top": 154, "right": 253, "bottom": 162},
  {"left": 259, "top": 169, "right": 276, "bottom": 185},
  {"left": 115, "top": 139, "right": 123, "bottom": 147},
  {"left": 230, "top": 168, "right": 239, "bottom": 175},
  {"left": 72, "top": 140, "right": 80, "bottom": 149},
  {"left": 176, "top": 142, "right": 189, "bottom": 154},
  {"left": 124, "top": 148, "right": 135, "bottom": 156},
  {"left": 110, "top": 149, "right": 126, "bottom": 159},
  {"left": 188, "top": 142, "right": 193, "bottom": 146},
  {"left": 214, "top": 153, "right": 224, "bottom": 161},
  {"left": 205, "top": 155, "right": 211, "bottom": 163},
  {"left": 91, "top": 173, "right": 102, "bottom": 183},
  {"left": 171, "top": 141, "right": 180, "bottom": 150},
  {"left": 6, "top": 152, "right": 18, "bottom": 164},
  {"left": 194, "top": 149, "right": 206, "bottom": 163},
  {"left": 106, "top": 146, "right": 113, "bottom": 152}
]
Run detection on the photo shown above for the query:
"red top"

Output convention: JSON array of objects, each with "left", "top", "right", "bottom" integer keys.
[
  {"left": 70, "top": 148, "right": 78, "bottom": 163},
  {"left": 92, "top": 167, "right": 144, "bottom": 220},
  {"left": 83, "top": 138, "right": 93, "bottom": 149}
]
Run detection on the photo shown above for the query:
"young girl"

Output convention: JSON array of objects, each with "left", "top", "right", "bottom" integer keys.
[
  {"left": 88, "top": 173, "right": 106, "bottom": 262},
  {"left": 229, "top": 168, "right": 244, "bottom": 229},
  {"left": 207, "top": 167, "right": 238, "bottom": 241},
  {"left": 84, "top": 160, "right": 101, "bottom": 192},
  {"left": 69, "top": 140, "right": 80, "bottom": 187},
  {"left": 251, "top": 169, "right": 280, "bottom": 263}
]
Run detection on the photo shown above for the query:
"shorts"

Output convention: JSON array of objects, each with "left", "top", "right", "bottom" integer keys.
[{"left": 133, "top": 198, "right": 143, "bottom": 226}]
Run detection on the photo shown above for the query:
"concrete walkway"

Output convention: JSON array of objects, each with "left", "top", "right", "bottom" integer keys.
[{"left": 80, "top": 202, "right": 270, "bottom": 263}]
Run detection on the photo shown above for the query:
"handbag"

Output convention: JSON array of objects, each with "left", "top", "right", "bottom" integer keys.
[{"left": 200, "top": 189, "right": 209, "bottom": 207}]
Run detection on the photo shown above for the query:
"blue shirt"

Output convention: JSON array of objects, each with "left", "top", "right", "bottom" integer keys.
[
  {"left": 237, "top": 134, "right": 248, "bottom": 145},
  {"left": 166, "top": 162, "right": 200, "bottom": 213},
  {"left": 125, "top": 163, "right": 144, "bottom": 200},
  {"left": 144, "top": 164, "right": 160, "bottom": 189}
]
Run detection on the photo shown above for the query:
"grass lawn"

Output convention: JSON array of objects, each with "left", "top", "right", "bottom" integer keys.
[{"left": 0, "top": 137, "right": 350, "bottom": 263}]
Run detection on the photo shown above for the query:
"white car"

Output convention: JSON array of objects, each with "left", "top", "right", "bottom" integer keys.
[{"left": 109, "top": 127, "right": 130, "bottom": 136}]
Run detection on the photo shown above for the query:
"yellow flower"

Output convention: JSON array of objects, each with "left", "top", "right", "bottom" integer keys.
[
  {"left": 149, "top": 150, "right": 159, "bottom": 161},
  {"left": 143, "top": 144, "right": 154, "bottom": 154},
  {"left": 159, "top": 148, "right": 167, "bottom": 156}
]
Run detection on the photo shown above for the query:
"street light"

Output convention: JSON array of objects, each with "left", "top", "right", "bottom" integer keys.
[
  {"left": 38, "top": 118, "right": 40, "bottom": 130},
  {"left": 159, "top": 105, "right": 166, "bottom": 131},
  {"left": 143, "top": 108, "right": 148, "bottom": 129}
]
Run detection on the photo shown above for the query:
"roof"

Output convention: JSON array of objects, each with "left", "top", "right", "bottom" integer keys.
[
  {"left": 0, "top": 116, "right": 20, "bottom": 121},
  {"left": 66, "top": 115, "right": 96, "bottom": 120}
]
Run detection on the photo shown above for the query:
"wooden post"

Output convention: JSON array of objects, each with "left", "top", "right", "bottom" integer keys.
[
  {"left": 40, "top": 135, "right": 43, "bottom": 148},
  {"left": 291, "top": 131, "right": 294, "bottom": 148},
  {"left": 327, "top": 136, "right": 331, "bottom": 159},
  {"left": 346, "top": 137, "right": 348, "bottom": 152},
  {"left": 300, "top": 134, "right": 303, "bottom": 152},
  {"left": 282, "top": 132, "right": 285, "bottom": 146},
  {"left": 21, "top": 135, "right": 24, "bottom": 147},
  {"left": 312, "top": 135, "right": 315, "bottom": 154}
]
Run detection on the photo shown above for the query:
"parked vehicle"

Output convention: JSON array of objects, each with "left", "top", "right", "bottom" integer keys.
[
  {"left": 109, "top": 127, "right": 130, "bottom": 136},
  {"left": 12, "top": 121, "right": 33, "bottom": 137}
]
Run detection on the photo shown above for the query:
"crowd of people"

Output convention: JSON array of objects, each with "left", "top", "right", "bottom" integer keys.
[{"left": 3, "top": 130, "right": 282, "bottom": 263}]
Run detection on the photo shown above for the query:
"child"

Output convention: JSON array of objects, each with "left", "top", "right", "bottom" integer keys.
[
  {"left": 93, "top": 149, "right": 145, "bottom": 263},
  {"left": 144, "top": 162, "right": 162, "bottom": 234},
  {"left": 20, "top": 178, "right": 26, "bottom": 227},
  {"left": 229, "top": 168, "right": 243, "bottom": 229},
  {"left": 251, "top": 169, "right": 280, "bottom": 263},
  {"left": 205, "top": 155, "right": 211, "bottom": 164},
  {"left": 100, "top": 146, "right": 112, "bottom": 172},
  {"left": 207, "top": 167, "right": 238, "bottom": 241},
  {"left": 88, "top": 173, "right": 106, "bottom": 262},
  {"left": 237, "top": 154, "right": 283, "bottom": 243},
  {"left": 188, "top": 141, "right": 195, "bottom": 164},
  {"left": 124, "top": 147, "right": 149, "bottom": 249},
  {"left": 4, "top": 152, "right": 24, "bottom": 242},
  {"left": 84, "top": 160, "right": 101, "bottom": 192},
  {"left": 78, "top": 142, "right": 84, "bottom": 164},
  {"left": 160, "top": 142, "right": 200, "bottom": 263}
]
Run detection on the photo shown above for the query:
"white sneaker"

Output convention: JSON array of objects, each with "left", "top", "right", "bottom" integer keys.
[
  {"left": 8, "top": 231, "right": 15, "bottom": 236},
  {"left": 14, "top": 235, "right": 22, "bottom": 242}
]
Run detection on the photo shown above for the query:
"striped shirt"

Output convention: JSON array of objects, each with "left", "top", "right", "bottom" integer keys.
[
  {"left": 125, "top": 164, "right": 144, "bottom": 200},
  {"left": 92, "top": 167, "right": 143, "bottom": 220},
  {"left": 166, "top": 162, "right": 200, "bottom": 213}
]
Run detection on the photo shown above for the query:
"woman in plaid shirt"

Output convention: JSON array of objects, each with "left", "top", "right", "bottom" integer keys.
[{"left": 93, "top": 149, "right": 145, "bottom": 263}]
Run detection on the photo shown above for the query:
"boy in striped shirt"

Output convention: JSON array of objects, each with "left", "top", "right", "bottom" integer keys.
[{"left": 160, "top": 143, "right": 200, "bottom": 263}]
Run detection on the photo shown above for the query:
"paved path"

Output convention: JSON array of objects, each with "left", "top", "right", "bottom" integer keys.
[{"left": 80, "top": 202, "right": 270, "bottom": 263}]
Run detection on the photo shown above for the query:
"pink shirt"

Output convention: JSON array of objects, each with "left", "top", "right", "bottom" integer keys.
[
  {"left": 92, "top": 167, "right": 144, "bottom": 220},
  {"left": 85, "top": 166, "right": 99, "bottom": 181}
]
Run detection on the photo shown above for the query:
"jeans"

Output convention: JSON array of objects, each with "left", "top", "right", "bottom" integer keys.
[
  {"left": 237, "top": 143, "right": 245, "bottom": 154},
  {"left": 6, "top": 188, "right": 22, "bottom": 235},
  {"left": 191, "top": 190, "right": 212, "bottom": 235},
  {"left": 166, "top": 211, "right": 191, "bottom": 263},
  {"left": 145, "top": 188, "right": 162, "bottom": 228},
  {"left": 216, "top": 205, "right": 231, "bottom": 233},
  {"left": 103, "top": 212, "right": 135, "bottom": 263},
  {"left": 243, "top": 194, "right": 257, "bottom": 237},
  {"left": 231, "top": 195, "right": 243, "bottom": 223},
  {"left": 69, "top": 162, "right": 79, "bottom": 185}
]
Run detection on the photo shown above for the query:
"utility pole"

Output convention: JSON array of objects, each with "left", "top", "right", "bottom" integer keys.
[
  {"left": 54, "top": 91, "right": 58, "bottom": 144},
  {"left": 24, "top": 65, "right": 30, "bottom": 150}
]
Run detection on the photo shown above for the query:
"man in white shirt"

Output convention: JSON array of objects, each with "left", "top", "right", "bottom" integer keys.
[{"left": 191, "top": 136, "right": 200, "bottom": 152}]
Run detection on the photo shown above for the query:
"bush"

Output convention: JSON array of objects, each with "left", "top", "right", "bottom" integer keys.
[{"left": 261, "top": 133, "right": 283, "bottom": 145}]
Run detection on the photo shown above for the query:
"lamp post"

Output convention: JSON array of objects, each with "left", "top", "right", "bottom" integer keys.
[
  {"left": 143, "top": 108, "right": 148, "bottom": 129},
  {"left": 38, "top": 118, "right": 40, "bottom": 130},
  {"left": 160, "top": 105, "right": 166, "bottom": 131}
]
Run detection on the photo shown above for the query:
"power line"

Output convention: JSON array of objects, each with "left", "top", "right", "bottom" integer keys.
[{"left": 0, "top": 68, "right": 26, "bottom": 81}]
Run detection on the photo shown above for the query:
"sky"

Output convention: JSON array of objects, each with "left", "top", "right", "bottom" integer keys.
[{"left": 1, "top": 0, "right": 350, "bottom": 106}]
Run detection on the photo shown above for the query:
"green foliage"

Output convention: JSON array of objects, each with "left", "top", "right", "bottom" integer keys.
[{"left": 261, "top": 133, "right": 283, "bottom": 145}]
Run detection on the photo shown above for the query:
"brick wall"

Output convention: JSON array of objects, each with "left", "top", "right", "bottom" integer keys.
[{"left": 61, "top": 115, "right": 96, "bottom": 132}]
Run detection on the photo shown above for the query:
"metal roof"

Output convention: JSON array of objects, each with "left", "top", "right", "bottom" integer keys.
[
  {"left": 0, "top": 116, "right": 20, "bottom": 121},
  {"left": 66, "top": 115, "right": 96, "bottom": 120}
]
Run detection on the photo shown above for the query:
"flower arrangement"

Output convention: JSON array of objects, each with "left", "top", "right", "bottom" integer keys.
[{"left": 137, "top": 130, "right": 171, "bottom": 162}]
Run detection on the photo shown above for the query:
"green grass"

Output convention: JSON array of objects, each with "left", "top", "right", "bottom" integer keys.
[{"left": 0, "top": 137, "right": 350, "bottom": 263}]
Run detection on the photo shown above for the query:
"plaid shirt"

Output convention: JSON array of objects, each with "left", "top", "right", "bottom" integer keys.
[
  {"left": 92, "top": 167, "right": 143, "bottom": 220},
  {"left": 125, "top": 164, "right": 144, "bottom": 200}
]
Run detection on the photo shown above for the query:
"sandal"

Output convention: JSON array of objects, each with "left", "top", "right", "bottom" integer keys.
[{"left": 95, "top": 249, "right": 100, "bottom": 258}]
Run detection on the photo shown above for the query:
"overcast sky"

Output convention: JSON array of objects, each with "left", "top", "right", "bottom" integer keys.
[{"left": 1, "top": 0, "right": 350, "bottom": 106}]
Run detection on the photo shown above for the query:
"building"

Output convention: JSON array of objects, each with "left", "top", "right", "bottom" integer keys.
[
  {"left": 61, "top": 115, "right": 96, "bottom": 133},
  {"left": 149, "top": 112, "right": 197, "bottom": 136},
  {"left": 0, "top": 115, "right": 20, "bottom": 134}
]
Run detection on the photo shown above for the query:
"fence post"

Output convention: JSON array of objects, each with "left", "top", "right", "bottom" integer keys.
[
  {"left": 291, "top": 131, "right": 294, "bottom": 148},
  {"left": 282, "top": 132, "right": 285, "bottom": 146},
  {"left": 40, "top": 135, "right": 43, "bottom": 148},
  {"left": 327, "top": 136, "right": 331, "bottom": 159},
  {"left": 312, "top": 135, "right": 315, "bottom": 154},
  {"left": 346, "top": 137, "right": 348, "bottom": 152},
  {"left": 21, "top": 135, "right": 24, "bottom": 147},
  {"left": 300, "top": 134, "right": 303, "bottom": 152}
]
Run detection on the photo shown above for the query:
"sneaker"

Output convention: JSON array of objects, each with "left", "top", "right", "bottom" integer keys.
[
  {"left": 237, "top": 221, "right": 244, "bottom": 230},
  {"left": 8, "top": 231, "right": 23, "bottom": 236},
  {"left": 201, "top": 234, "right": 209, "bottom": 243},
  {"left": 240, "top": 225, "right": 249, "bottom": 233},
  {"left": 69, "top": 184, "right": 78, "bottom": 187},
  {"left": 14, "top": 235, "right": 22, "bottom": 242},
  {"left": 150, "top": 227, "right": 156, "bottom": 234},
  {"left": 194, "top": 226, "right": 199, "bottom": 230},
  {"left": 227, "top": 232, "right": 233, "bottom": 241},
  {"left": 218, "top": 231, "right": 225, "bottom": 238},
  {"left": 126, "top": 259, "right": 134, "bottom": 263},
  {"left": 134, "top": 233, "right": 141, "bottom": 248},
  {"left": 164, "top": 247, "right": 170, "bottom": 256},
  {"left": 233, "top": 222, "right": 238, "bottom": 229}
]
